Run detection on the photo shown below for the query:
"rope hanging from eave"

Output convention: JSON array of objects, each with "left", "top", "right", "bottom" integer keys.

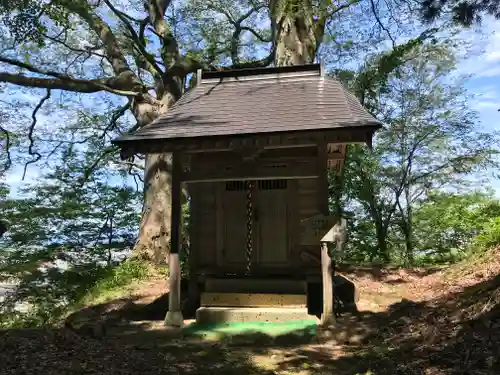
[{"left": 245, "top": 180, "right": 254, "bottom": 275}]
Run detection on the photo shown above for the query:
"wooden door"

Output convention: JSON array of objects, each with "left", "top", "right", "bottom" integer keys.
[
  {"left": 254, "top": 180, "right": 290, "bottom": 266},
  {"left": 217, "top": 181, "right": 248, "bottom": 268}
]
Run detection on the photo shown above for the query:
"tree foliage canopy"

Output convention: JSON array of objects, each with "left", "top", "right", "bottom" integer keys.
[{"left": 419, "top": 0, "right": 500, "bottom": 26}]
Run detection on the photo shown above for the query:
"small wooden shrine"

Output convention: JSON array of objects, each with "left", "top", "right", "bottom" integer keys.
[{"left": 113, "top": 63, "right": 381, "bottom": 327}]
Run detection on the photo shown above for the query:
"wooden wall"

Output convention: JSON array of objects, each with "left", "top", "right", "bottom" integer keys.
[
  {"left": 189, "top": 182, "right": 217, "bottom": 270},
  {"left": 188, "top": 148, "right": 328, "bottom": 278},
  {"left": 295, "top": 178, "right": 324, "bottom": 274}
]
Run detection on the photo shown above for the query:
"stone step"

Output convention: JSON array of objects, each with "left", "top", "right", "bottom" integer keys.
[
  {"left": 200, "top": 292, "right": 307, "bottom": 308},
  {"left": 196, "top": 307, "right": 316, "bottom": 324},
  {"left": 204, "top": 278, "right": 307, "bottom": 294}
]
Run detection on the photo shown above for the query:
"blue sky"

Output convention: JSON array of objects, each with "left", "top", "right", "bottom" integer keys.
[{"left": 457, "top": 17, "right": 500, "bottom": 195}]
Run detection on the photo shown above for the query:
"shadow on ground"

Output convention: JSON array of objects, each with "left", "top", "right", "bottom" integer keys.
[
  {"left": 1, "top": 274, "right": 499, "bottom": 375},
  {"left": 68, "top": 274, "right": 361, "bottom": 326}
]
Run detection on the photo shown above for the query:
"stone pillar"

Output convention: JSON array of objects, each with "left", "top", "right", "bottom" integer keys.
[{"left": 165, "top": 151, "right": 184, "bottom": 328}]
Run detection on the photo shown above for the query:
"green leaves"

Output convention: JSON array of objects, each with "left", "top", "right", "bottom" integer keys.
[
  {"left": 332, "top": 39, "right": 500, "bottom": 265},
  {"left": 0, "top": 0, "right": 72, "bottom": 45},
  {"left": 0, "top": 130, "right": 142, "bottom": 326},
  {"left": 420, "top": 0, "right": 500, "bottom": 26},
  {"left": 413, "top": 191, "right": 500, "bottom": 262},
  {"left": 352, "top": 28, "right": 439, "bottom": 112}
]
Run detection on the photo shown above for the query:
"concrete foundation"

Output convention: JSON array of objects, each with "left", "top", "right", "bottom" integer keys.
[
  {"left": 196, "top": 306, "right": 316, "bottom": 324},
  {"left": 201, "top": 292, "right": 307, "bottom": 308}
]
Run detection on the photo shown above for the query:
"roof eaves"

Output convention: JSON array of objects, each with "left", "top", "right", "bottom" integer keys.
[{"left": 111, "top": 121, "right": 383, "bottom": 145}]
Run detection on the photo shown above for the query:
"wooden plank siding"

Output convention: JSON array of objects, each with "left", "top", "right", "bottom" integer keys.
[
  {"left": 188, "top": 146, "right": 330, "bottom": 278},
  {"left": 190, "top": 178, "right": 325, "bottom": 276},
  {"left": 189, "top": 182, "right": 217, "bottom": 269},
  {"left": 295, "top": 178, "right": 324, "bottom": 274}
]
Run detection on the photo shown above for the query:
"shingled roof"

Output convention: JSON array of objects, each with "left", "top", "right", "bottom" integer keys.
[{"left": 113, "top": 64, "right": 381, "bottom": 145}]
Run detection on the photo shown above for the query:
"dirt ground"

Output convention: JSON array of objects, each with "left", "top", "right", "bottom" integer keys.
[{"left": 1, "top": 248, "right": 500, "bottom": 375}]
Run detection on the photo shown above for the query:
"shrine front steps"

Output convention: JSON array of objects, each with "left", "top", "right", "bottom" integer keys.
[
  {"left": 204, "top": 278, "right": 307, "bottom": 294},
  {"left": 198, "top": 279, "right": 315, "bottom": 324},
  {"left": 196, "top": 292, "right": 316, "bottom": 324},
  {"left": 201, "top": 292, "right": 307, "bottom": 308},
  {"left": 196, "top": 306, "right": 316, "bottom": 324}
]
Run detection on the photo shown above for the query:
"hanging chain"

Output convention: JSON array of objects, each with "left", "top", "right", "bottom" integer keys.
[{"left": 245, "top": 181, "right": 254, "bottom": 275}]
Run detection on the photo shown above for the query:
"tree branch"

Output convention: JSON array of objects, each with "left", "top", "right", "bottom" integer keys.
[
  {"left": 330, "top": 0, "right": 362, "bottom": 15},
  {"left": 22, "top": 89, "right": 51, "bottom": 180},
  {"left": 99, "top": 102, "right": 131, "bottom": 139},
  {"left": 60, "top": 1, "right": 143, "bottom": 92},
  {"left": 240, "top": 26, "right": 272, "bottom": 43},
  {"left": 103, "top": 0, "right": 163, "bottom": 76},
  {"left": 369, "top": 0, "right": 396, "bottom": 47},
  {"left": 43, "top": 32, "right": 106, "bottom": 59},
  {"left": 0, "top": 72, "right": 141, "bottom": 96},
  {"left": 316, "top": 0, "right": 361, "bottom": 43},
  {"left": 0, "top": 55, "right": 88, "bottom": 82},
  {"left": 0, "top": 55, "right": 143, "bottom": 94},
  {"left": 145, "top": 0, "right": 177, "bottom": 65},
  {"left": 208, "top": 3, "right": 268, "bottom": 65},
  {"left": 232, "top": 49, "right": 275, "bottom": 69},
  {"left": 81, "top": 145, "right": 118, "bottom": 184}
]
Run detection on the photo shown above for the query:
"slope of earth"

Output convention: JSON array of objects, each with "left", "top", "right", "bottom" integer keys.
[
  {"left": 335, "top": 246, "right": 500, "bottom": 375},
  {"left": 1, "top": 247, "right": 499, "bottom": 375}
]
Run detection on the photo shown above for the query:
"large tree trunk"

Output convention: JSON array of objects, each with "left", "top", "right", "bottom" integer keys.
[
  {"left": 129, "top": 99, "right": 176, "bottom": 265},
  {"left": 133, "top": 153, "right": 173, "bottom": 264},
  {"left": 271, "top": 0, "right": 323, "bottom": 66}
]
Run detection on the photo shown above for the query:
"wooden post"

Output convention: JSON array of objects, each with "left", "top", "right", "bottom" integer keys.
[
  {"left": 321, "top": 241, "right": 334, "bottom": 326},
  {"left": 165, "top": 152, "right": 184, "bottom": 328},
  {"left": 318, "top": 142, "right": 335, "bottom": 326},
  {"left": 186, "top": 184, "right": 199, "bottom": 315}
]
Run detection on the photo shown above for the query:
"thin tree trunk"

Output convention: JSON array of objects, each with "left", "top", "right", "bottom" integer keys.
[
  {"left": 400, "top": 186, "right": 414, "bottom": 265},
  {"left": 107, "top": 216, "right": 113, "bottom": 266},
  {"left": 374, "top": 222, "right": 390, "bottom": 263},
  {"left": 330, "top": 147, "right": 349, "bottom": 217}
]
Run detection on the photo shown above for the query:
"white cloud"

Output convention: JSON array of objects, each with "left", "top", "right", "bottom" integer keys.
[
  {"left": 474, "top": 66, "right": 500, "bottom": 78},
  {"left": 457, "top": 17, "right": 500, "bottom": 77},
  {"left": 469, "top": 86, "right": 500, "bottom": 112},
  {"left": 477, "top": 86, "right": 500, "bottom": 100},
  {"left": 485, "top": 49, "right": 500, "bottom": 62},
  {"left": 474, "top": 101, "right": 499, "bottom": 110}
]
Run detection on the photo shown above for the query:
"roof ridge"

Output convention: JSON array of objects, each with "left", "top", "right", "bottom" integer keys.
[
  {"left": 200, "top": 63, "right": 321, "bottom": 82},
  {"left": 201, "top": 71, "right": 320, "bottom": 85},
  {"left": 200, "top": 74, "right": 319, "bottom": 86}
]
